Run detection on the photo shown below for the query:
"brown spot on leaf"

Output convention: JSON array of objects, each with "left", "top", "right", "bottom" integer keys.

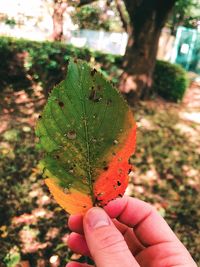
[
  {"left": 89, "top": 89, "right": 97, "bottom": 100},
  {"left": 63, "top": 188, "right": 70, "bottom": 194},
  {"left": 113, "top": 185, "right": 117, "bottom": 190},
  {"left": 107, "top": 99, "right": 112, "bottom": 105},
  {"left": 89, "top": 89, "right": 102, "bottom": 102},
  {"left": 82, "top": 177, "right": 88, "bottom": 185},
  {"left": 58, "top": 101, "right": 64, "bottom": 107},
  {"left": 118, "top": 169, "right": 122, "bottom": 174},
  {"left": 65, "top": 58, "right": 69, "bottom": 70},
  {"left": 91, "top": 68, "right": 97, "bottom": 76},
  {"left": 117, "top": 181, "right": 121, "bottom": 186}
]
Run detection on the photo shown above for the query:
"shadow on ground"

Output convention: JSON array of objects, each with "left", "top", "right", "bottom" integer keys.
[{"left": 0, "top": 81, "right": 199, "bottom": 266}]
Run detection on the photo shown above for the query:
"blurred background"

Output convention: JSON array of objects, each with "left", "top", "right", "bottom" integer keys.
[{"left": 0, "top": 0, "right": 200, "bottom": 266}]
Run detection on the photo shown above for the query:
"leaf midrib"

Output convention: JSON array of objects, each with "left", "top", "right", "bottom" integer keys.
[{"left": 79, "top": 64, "right": 94, "bottom": 203}]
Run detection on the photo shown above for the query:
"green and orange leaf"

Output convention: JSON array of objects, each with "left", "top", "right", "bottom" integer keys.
[{"left": 35, "top": 58, "right": 136, "bottom": 215}]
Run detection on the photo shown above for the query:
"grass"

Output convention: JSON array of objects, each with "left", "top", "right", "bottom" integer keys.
[
  {"left": 0, "top": 83, "right": 199, "bottom": 266},
  {"left": 130, "top": 101, "right": 200, "bottom": 262}
]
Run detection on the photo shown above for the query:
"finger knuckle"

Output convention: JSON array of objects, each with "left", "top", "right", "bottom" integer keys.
[{"left": 98, "top": 232, "right": 127, "bottom": 253}]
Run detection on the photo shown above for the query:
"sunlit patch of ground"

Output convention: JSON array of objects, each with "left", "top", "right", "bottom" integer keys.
[
  {"left": 179, "top": 111, "right": 200, "bottom": 124},
  {"left": 0, "top": 81, "right": 200, "bottom": 266},
  {"left": 183, "top": 81, "right": 200, "bottom": 109}
]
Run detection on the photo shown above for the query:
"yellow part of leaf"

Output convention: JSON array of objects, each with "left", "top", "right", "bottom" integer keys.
[{"left": 45, "top": 179, "right": 93, "bottom": 215}]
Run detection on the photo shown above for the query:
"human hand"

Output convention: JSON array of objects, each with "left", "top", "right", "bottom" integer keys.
[{"left": 66, "top": 197, "right": 197, "bottom": 267}]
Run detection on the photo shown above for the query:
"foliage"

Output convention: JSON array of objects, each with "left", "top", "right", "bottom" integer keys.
[
  {"left": 71, "top": 5, "right": 107, "bottom": 30},
  {"left": 168, "top": 0, "right": 200, "bottom": 31},
  {"left": 36, "top": 58, "right": 136, "bottom": 214},
  {"left": 153, "top": 60, "right": 189, "bottom": 102},
  {"left": 4, "top": 18, "right": 16, "bottom": 27},
  {"left": 71, "top": 1, "right": 123, "bottom": 32},
  {"left": 0, "top": 36, "right": 120, "bottom": 93},
  {"left": 0, "top": 37, "right": 31, "bottom": 91}
]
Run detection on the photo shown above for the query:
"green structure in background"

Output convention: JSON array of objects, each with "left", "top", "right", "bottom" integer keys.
[{"left": 171, "top": 26, "right": 200, "bottom": 74}]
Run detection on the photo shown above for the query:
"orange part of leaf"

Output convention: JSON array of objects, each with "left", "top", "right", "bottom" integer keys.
[
  {"left": 94, "top": 111, "right": 136, "bottom": 206},
  {"left": 45, "top": 178, "right": 93, "bottom": 215}
]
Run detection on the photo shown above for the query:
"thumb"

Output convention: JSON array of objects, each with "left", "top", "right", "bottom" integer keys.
[{"left": 83, "top": 207, "right": 139, "bottom": 267}]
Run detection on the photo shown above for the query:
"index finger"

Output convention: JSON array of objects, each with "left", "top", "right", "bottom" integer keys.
[
  {"left": 68, "top": 214, "right": 84, "bottom": 234},
  {"left": 104, "top": 197, "right": 179, "bottom": 246}
]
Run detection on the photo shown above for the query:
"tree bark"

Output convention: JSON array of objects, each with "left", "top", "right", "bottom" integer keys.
[
  {"left": 52, "top": 0, "right": 68, "bottom": 41},
  {"left": 120, "top": 0, "right": 177, "bottom": 103}
]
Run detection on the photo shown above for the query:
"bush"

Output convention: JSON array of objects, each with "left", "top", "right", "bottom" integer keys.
[
  {"left": 0, "top": 36, "right": 121, "bottom": 93},
  {"left": 0, "top": 37, "right": 32, "bottom": 90},
  {"left": 0, "top": 37, "right": 188, "bottom": 102},
  {"left": 153, "top": 60, "right": 189, "bottom": 102}
]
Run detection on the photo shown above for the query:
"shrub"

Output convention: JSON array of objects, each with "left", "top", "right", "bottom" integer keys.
[
  {"left": 0, "top": 36, "right": 121, "bottom": 93},
  {"left": 0, "top": 37, "right": 32, "bottom": 90},
  {"left": 0, "top": 36, "right": 188, "bottom": 102},
  {"left": 153, "top": 60, "right": 189, "bottom": 102}
]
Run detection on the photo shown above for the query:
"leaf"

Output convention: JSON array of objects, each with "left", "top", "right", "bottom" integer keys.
[{"left": 35, "top": 58, "right": 136, "bottom": 215}]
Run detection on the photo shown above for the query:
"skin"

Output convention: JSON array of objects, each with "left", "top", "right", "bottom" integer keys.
[{"left": 66, "top": 197, "right": 197, "bottom": 267}]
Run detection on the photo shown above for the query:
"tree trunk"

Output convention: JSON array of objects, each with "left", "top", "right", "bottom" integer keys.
[
  {"left": 52, "top": 0, "right": 67, "bottom": 41},
  {"left": 120, "top": 25, "right": 162, "bottom": 101},
  {"left": 120, "top": 0, "right": 177, "bottom": 103}
]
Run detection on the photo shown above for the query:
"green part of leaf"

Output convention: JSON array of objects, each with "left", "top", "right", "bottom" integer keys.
[
  {"left": 35, "top": 58, "right": 129, "bottom": 199},
  {"left": 41, "top": 157, "right": 89, "bottom": 193}
]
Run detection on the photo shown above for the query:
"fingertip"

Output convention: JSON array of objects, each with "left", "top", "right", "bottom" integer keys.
[
  {"left": 68, "top": 232, "right": 91, "bottom": 257},
  {"left": 67, "top": 232, "right": 78, "bottom": 247},
  {"left": 68, "top": 214, "right": 84, "bottom": 234},
  {"left": 104, "top": 196, "right": 129, "bottom": 218}
]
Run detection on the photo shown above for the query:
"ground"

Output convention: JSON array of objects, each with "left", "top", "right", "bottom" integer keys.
[{"left": 0, "top": 81, "right": 199, "bottom": 267}]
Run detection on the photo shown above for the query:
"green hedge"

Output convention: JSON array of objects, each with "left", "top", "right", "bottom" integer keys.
[
  {"left": 0, "top": 36, "right": 121, "bottom": 93},
  {"left": 0, "top": 37, "right": 188, "bottom": 102},
  {"left": 153, "top": 60, "right": 189, "bottom": 102}
]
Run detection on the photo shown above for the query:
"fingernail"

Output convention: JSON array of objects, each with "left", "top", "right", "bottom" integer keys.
[{"left": 86, "top": 208, "right": 110, "bottom": 229}]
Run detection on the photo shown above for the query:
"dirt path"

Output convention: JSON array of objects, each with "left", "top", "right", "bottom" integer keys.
[{"left": 183, "top": 81, "right": 200, "bottom": 110}]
